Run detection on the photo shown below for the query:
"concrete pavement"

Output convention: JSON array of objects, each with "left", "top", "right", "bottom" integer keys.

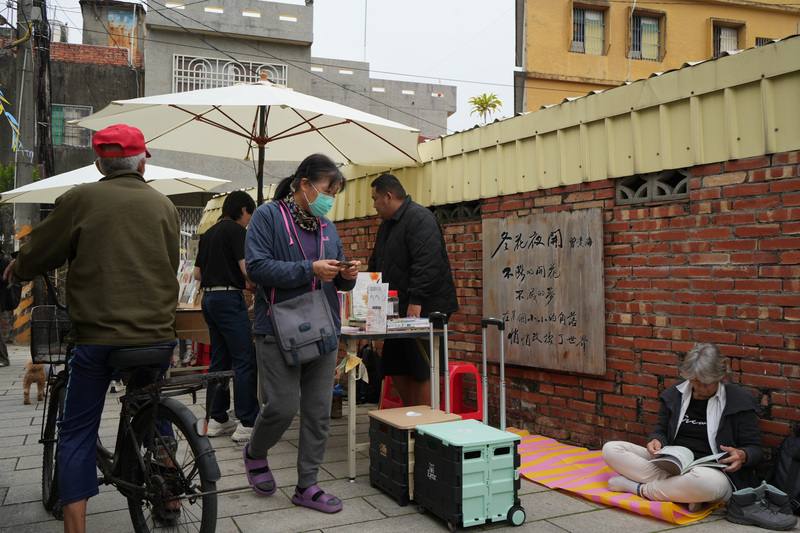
[{"left": 0, "top": 344, "right": 790, "bottom": 532}]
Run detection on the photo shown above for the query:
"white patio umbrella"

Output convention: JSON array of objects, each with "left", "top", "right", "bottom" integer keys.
[
  {"left": 76, "top": 79, "right": 421, "bottom": 204},
  {"left": 0, "top": 164, "right": 229, "bottom": 204}
]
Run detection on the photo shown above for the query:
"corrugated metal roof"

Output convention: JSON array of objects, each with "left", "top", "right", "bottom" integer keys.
[
  {"left": 330, "top": 35, "right": 800, "bottom": 221},
  {"left": 197, "top": 185, "right": 276, "bottom": 235}
]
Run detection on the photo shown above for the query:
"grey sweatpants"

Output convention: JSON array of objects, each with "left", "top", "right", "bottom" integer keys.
[{"left": 248, "top": 335, "right": 336, "bottom": 488}]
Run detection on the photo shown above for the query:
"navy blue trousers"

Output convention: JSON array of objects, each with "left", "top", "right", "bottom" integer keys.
[
  {"left": 201, "top": 290, "right": 258, "bottom": 427},
  {"left": 57, "top": 343, "right": 173, "bottom": 505}
]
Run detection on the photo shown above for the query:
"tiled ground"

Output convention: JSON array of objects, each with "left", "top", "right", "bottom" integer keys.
[{"left": 0, "top": 344, "right": 795, "bottom": 532}]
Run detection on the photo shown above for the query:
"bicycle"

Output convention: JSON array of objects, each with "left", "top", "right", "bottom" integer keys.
[{"left": 34, "top": 275, "right": 234, "bottom": 532}]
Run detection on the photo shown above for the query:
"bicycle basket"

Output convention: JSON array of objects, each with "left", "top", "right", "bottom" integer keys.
[{"left": 30, "top": 305, "right": 72, "bottom": 364}]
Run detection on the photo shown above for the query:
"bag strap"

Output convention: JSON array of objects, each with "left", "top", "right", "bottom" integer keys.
[{"left": 269, "top": 201, "right": 327, "bottom": 308}]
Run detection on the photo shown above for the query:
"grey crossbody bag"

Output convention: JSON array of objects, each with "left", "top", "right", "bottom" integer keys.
[{"left": 267, "top": 201, "right": 338, "bottom": 367}]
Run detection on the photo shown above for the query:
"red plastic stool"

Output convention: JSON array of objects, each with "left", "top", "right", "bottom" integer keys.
[
  {"left": 448, "top": 362, "right": 483, "bottom": 421},
  {"left": 378, "top": 375, "right": 404, "bottom": 409},
  {"left": 378, "top": 363, "right": 484, "bottom": 419},
  {"left": 195, "top": 342, "right": 211, "bottom": 373}
]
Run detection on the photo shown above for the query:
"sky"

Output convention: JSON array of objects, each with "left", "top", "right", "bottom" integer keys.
[{"left": 37, "top": 0, "right": 515, "bottom": 134}]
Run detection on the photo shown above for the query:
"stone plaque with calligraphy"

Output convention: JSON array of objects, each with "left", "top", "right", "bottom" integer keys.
[{"left": 482, "top": 209, "right": 605, "bottom": 375}]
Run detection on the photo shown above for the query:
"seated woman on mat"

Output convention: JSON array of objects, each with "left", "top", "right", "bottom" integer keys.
[{"left": 602, "top": 343, "right": 762, "bottom": 509}]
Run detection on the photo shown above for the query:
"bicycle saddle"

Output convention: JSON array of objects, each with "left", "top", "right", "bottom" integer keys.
[{"left": 107, "top": 346, "right": 174, "bottom": 370}]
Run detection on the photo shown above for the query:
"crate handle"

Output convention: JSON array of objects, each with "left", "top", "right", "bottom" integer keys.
[
  {"left": 464, "top": 450, "right": 481, "bottom": 460},
  {"left": 493, "top": 446, "right": 510, "bottom": 456}
]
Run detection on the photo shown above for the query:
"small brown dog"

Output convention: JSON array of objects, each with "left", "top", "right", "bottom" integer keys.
[{"left": 23, "top": 359, "right": 46, "bottom": 405}]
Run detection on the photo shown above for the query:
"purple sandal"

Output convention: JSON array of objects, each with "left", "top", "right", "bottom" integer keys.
[
  {"left": 291, "top": 484, "right": 343, "bottom": 513},
  {"left": 243, "top": 445, "right": 276, "bottom": 496}
]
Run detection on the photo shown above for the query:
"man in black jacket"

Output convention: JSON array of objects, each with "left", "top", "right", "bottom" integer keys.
[{"left": 368, "top": 174, "right": 458, "bottom": 406}]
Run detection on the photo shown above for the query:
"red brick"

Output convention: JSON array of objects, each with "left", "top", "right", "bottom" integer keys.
[
  {"left": 732, "top": 196, "right": 782, "bottom": 211},
  {"left": 734, "top": 225, "right": 781, "bottom": 238},
  {"left": 734, "top": 279, "right": 782, "bottom": 291},
  {"left": 740, "top": 334, "right": 786, "bottom": 348},
  {"left": 689, "top": 253, "right": 729, "bottom": 265},
  {"left": 762, "top": 237, "right": 800, "bottom": 250},
  {"left": 758, "top": 208, "right": 800, "bottom": 223},
  {"left": 723, "top": 183, "right": 770, "bottom": 197},
  {"left": 621, "top": 385, "right": 658, "bottom": 398},
  {"left": 712, "top": 240, "right": 757, "bottom": 251},
  {"left": 730, "top": 252, "right": 778, "bottom": 264},
  {"left": 785, "top": 193, "right": 800, "bottom": 206},
  {"left": 716, "top": 212, "right": 756, "bottom": 225},
  {"left": 724, "top": 156, "right": 770, "bottom": 172},
  {"left": 691, "top": 163, "right": 724, "bottom": 176},
  {"left": 783, "top": 251, "right": 800, "bottom": 265}
]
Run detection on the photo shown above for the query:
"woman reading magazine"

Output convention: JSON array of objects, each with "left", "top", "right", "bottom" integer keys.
[{"left": 602, "top": 343, "right": 762, "bottom": 508}]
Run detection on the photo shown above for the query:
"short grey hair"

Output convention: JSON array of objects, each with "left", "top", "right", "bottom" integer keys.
[
  {"left": 679, "top": 343, "right": 727, "bottom": 384},
  {"left": 96, "top": 153, "right": 145, "bottom": 175}
]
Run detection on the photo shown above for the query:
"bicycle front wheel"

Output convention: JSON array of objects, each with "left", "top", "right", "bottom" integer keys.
[
  {"left": 121, "top": 397, "right": 219, "bottom": 533},
  {"left": 41, "top": 377, "right": 65, "bottom": 511}
]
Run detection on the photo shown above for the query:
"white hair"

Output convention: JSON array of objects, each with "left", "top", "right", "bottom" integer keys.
[
  {"left": 96, "top": 153, "right": 145, "bottom": 175},
  {"left": 679, "top": 343, "right": 727, "bottom": 384}
]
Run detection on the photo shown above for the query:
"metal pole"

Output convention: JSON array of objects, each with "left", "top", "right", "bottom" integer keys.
[
  {"left": 428, "top": 320, "right": 436, "bottom": 409},
  {"left": 481, "top": 326, "right": 488, "bottom": 425},
  {"left": 256, "top": 105, "right": 266, "bottom": 205},
  {"left": 500, "top": 326, "right": 507, "bottom": 431},
  {"left": 443, "top": 321, "right": 450, "bottom": 414}
]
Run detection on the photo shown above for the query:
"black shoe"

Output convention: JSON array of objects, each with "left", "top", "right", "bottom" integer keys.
[{"left": 727, "top": 488, "right": 798, "bottom": 531}]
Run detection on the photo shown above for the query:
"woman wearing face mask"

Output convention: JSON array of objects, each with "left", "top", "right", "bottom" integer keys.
[{"left": 242, "top": 154, "right": 360, "bottom": 513}]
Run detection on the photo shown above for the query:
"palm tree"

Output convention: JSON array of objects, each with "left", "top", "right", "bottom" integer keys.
[{"left": 468, "top": 93, "right": 503, "bottom": 124}]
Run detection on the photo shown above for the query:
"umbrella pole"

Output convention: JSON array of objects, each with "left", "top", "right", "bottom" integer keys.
[{"left": 257, "top": 105, "right": 267, "bottom": 205}]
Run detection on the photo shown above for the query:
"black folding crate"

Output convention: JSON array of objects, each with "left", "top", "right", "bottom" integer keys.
[{"left": 369, "top": 417, "right": 411, "bottom": 506}]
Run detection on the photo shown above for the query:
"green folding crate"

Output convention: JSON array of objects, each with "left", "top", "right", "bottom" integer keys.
[{"left": 414, "top": 419, "right": 525, "bottom": 530}]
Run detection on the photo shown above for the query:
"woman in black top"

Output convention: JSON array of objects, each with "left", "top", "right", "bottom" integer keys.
[{"left": 602, "top": 343, "right": 762, "bottom": 507}]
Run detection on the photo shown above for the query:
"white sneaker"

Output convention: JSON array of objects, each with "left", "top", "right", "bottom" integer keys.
[
  {"left": 206, "top": 418, "right": 237, "bottom": 437},
  {"left": 231, "top": 423, "right": 252, "bottom": 443}
]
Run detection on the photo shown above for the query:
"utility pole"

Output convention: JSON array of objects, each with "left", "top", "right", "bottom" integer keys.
[{"left": 13, "top": 0, "right": 39, "bottom": 238}]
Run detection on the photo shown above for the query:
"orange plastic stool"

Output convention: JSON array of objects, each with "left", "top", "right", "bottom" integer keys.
[{"left": 378, "top": 363, "right": 484, "bottom": 420}]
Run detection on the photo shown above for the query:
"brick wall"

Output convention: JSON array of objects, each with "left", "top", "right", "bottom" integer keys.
[
  {"left": 50, "top": 43, "right": 131, "bottom": 66},
  {"left": 336, "top": 151, "right": 800, "bottom": 451},
  {"left": 0, "top": 38, "right": 132, "bottom": 67}
]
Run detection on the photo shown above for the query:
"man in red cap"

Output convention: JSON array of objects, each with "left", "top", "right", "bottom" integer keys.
[{"left": 4, "top": 124, "right": 180, "bottom": 533}]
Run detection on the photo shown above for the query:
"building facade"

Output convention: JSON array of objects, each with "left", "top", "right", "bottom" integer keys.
[
  {"left": 515, "top": 0, "right": 800, "bottom": 113},
  {"left": 80, "top": 0, "right": 456, "bottom": 190},
  {"left": 333, "top": 36, "right": 800, "bottom": 450}
]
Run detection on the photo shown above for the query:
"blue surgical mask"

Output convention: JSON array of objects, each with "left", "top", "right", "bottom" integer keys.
[{"left": 305, "top": 183, "right": 335, "bottom": 218}]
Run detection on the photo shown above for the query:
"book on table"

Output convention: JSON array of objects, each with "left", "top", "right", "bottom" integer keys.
[{"left": 649, "top": 446, "right": 729, "bottom": 476}]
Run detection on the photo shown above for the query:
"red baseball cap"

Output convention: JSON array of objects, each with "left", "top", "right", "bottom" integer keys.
[{"left": 92, "top": 124, "right": 151, "bottom": 158}]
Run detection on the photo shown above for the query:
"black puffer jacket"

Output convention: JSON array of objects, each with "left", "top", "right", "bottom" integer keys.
[
  {"left": 368, "top": 197, "right": 458, "bottom": 317},
  {"left": 648, "top": 382, "right": 762, "bottom": 489}
]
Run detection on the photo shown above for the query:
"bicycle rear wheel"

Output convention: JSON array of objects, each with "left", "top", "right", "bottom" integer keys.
[
  {"left": 121, "top": 397, "right": 219, "bottom": 533},
  {"left": 41, "top": 376, "right": 66, "bottom": 511}
]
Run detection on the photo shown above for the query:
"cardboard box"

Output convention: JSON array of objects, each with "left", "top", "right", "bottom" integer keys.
[{"left": 175, "top": 306, "right": 210, "bottom": 344}]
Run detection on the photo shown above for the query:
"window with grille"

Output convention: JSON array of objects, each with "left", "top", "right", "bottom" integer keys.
[
  {"left": 51, "top": 104, "right": 93, "bottom": 147},
  {"left": 755, "top": 37, "right": 772, "bottom": 47},
  {"left": 571, "top": 7, "right": 605, "bottom": 55},
  {"left": 713, "top": 24, "right": 740, "bottom": 57},
  {"left": 177, "top": 206, "right": 204, "bottom": 260},
  {"left": 630, "top": 13, "right": 662, "bottom": 61},
  {"left": 172, "top": 55, "right": 288, "bottom": 93},
  {"left": 616, "top": 169, "right": 689, "bottom": 205}
]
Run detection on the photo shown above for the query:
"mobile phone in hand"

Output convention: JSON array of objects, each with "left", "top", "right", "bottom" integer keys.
[{"left": 338, "top": 261, "right": 355, "bottom": 268}]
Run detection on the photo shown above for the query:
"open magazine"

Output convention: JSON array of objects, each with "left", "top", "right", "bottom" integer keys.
[{"left": 649, "top": 446, "right": 729, "bottom": 476}]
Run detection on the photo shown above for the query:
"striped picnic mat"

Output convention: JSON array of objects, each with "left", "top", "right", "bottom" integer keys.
[{"left": 513, "top": 432, "right": 720, "bottom": 525}]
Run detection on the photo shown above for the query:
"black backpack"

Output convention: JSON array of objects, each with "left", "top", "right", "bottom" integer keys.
[
  {"left": 356, "top": 343, "right": 382, "bottom": 405},
  {"left": 772, "top": 426, "right": 800, "bottom": 515},
  {"left": 0, "top": 255, "right": 21, "bottom": 312}
]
